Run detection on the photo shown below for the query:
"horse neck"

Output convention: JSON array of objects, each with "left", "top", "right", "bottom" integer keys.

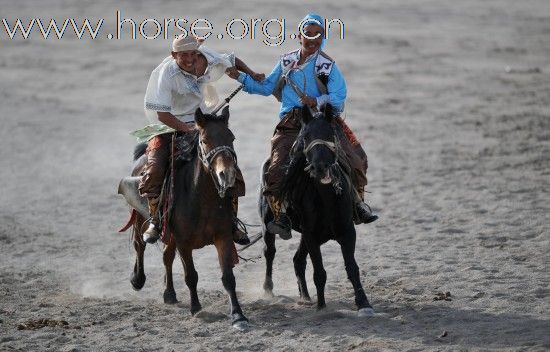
[
  {"left": 315, "top": 181, "right": 340, "bottom": 204},
  {"left": 192, "top": 155, "right": 223, "bottom": 201}
]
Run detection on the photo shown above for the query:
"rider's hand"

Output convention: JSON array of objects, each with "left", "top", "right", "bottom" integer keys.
[
  {"left": 225, "top": 67, "right": 240, "bottom": 80},
  {"left": 300, "top": 96, "right": 317, "bottom": 108},
  {"left": 250, "top": 72, "right": 265, "bottom": 81}
]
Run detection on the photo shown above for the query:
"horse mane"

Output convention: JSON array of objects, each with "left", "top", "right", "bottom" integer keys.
[
  {"left": 319, "top": 103, "right": 337, "bottom": 121},
  {"left": 280, "top": 148, "right": 308, "bottom": 202}
]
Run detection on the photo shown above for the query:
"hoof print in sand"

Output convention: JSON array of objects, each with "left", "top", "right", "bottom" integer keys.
[
  {"left": 17, "top": 318, "right": 70, "bottom": 330},
  {"left": 433, "top": 292, "right": 452, "bottom": 301}
]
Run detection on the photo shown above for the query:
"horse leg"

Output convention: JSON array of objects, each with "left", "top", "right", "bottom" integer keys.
[
  {"left": 263, "top": 228, "right": 276, "bottom": 296},
  {"left": 215, "top": 238, "right": 248, "bottom": 329},
  {"left": 130, "top": 216, "right": 146, "bottom": 290},
  {"left": 293, "top": 237, "right": 311, "bottom": 301},
  {"left": 162, "top": 235, "right": 178, "bottom": 304},
  {"left": 338, "top": 225, "right": 374, "bottom": 316},
  {"left": 304, "top": 238, "right": 327, "bottom": 309},
  {"left": 179, "top": 247, "right": 201, "bottom": 315},
  {"left": 260, "top": 193, "right": 276, "bottom": 296}
]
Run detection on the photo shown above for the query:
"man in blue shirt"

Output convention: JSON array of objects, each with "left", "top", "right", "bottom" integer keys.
[{"left": 227, "top": 13, "right": 378, "bottom": 239}]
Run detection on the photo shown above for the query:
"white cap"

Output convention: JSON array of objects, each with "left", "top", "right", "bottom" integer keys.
[{"left": 172, "top": 35, "right": 200, "bottom": 52}]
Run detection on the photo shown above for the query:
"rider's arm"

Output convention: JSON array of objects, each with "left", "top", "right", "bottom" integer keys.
[
  {"left": 157, "top": 112, "right": 195, "bottom": 132},
  {"left": 234, "top": 57, "right": 265, "bottom": 81},
  {"left": 234, "top": 62, "right": 282, "bottom": 96},
  {"left": 316, "top": 63, "right": 347, "bottom": 112}
]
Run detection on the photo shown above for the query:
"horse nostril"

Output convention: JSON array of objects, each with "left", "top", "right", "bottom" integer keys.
[{"left": 219, "top": 170, "right": 226, "bottom": 183}]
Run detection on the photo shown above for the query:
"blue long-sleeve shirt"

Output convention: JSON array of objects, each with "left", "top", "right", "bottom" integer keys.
[{"left": 237, "top": 52, "right": 347, "bottom": 118}]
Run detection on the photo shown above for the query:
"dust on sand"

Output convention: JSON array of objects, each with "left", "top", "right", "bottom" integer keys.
[{"left": 1, "top": 0, "right": 549, "bottom": 351}]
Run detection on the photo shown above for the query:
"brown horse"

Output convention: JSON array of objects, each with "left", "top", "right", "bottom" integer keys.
[{"left": 120, "top": 107, "right": 248, "bottom": 329}]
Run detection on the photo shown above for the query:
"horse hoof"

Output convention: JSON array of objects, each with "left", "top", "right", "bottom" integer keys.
[
  {"left": 298, "top": 297, "right": 313, "bottom": 305},
  {"left": 163, "top": 290, "right": 178, "bottom": 304},
  {"left": 358, "top": 307, "right": 375, "bottom": 317},
  {"left": 130, "top": 273, "right": 146, "bottom": 291},
  {"left": 190, "top": 305, "right": 202, "bottom": 316},
  {"left": 232, "top": 319, "right": 250, "bottom": 331},
  {"left": 263, "top": 279, "right": 274, "bottom": 293}
]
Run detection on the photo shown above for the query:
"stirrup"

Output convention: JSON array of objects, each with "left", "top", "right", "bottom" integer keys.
[
  {"left": 233, "top": 218, "right": 250, "bottom": 245},
  {"left": 267, "top": 214, "right": 292, "bottom": 240},
  {"left": 142, "top": 220, "right": 160, "bottom": 244}
]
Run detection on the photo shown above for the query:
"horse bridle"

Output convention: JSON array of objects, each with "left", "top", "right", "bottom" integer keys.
[
  {"left": 302, "top": 137, "right": 340, "bottom": 171},
  {"left": 198, "top": 137, "right": 238, "bottom": 198},
  {"left": 300, "top": 124, "right": 344, "bottom": 194},
  {"left": 303, "top": 139, "right": 337, "bottom": 155},
  {"left": 198, "top": 141, "right": 237, "bottom": 170}
]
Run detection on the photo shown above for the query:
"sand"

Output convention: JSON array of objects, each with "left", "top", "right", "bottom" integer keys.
[{"left": 1, "top": 0, "right": 549, "bottom": 351}]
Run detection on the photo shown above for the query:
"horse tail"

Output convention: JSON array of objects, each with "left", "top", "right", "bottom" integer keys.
[{"left": 134, "top": 142, "right": 147, "bottom": 161}]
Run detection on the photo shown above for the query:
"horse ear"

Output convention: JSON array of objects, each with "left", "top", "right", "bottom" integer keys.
[
  {"left": 322, "top": 103, "right": 335, "bottom": 122},
  {"left": 195, "top": 108, "right": 205, "bottom": 126},
  {"left": 301, "top": 106, "right": 313, "bottom": 124},
  {"left": 220, "top": 105, "right": 229, "bottom": 124}
]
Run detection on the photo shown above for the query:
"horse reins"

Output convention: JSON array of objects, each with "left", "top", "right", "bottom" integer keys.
[{"left": 284, "top": 66, "right": 319, "bottom": 115}]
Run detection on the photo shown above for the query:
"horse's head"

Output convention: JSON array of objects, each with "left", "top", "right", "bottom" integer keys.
[
  {"left": 297, "top": 104, "right": 340, "bottom": 185},
  {"left": 195, "top": 106, "right": 237, "bottom": 198}
]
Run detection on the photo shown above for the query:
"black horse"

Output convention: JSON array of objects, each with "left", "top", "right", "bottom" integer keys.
[{"left": 260, "top": 105, "right": 374, "bottom": 316}]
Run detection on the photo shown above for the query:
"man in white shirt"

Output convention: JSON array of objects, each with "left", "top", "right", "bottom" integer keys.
[{"left": 138, "top": 35, "right": 263, "bottom": 244}]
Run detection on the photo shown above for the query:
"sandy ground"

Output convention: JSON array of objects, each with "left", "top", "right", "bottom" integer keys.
[{"left": 1, "top": 0, "right": 549, "bottom": 351}]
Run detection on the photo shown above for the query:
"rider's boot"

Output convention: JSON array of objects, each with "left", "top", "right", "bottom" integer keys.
[
  {"left": 353, "top": 187, "right": 379, "bottom": 225},
  {"left": 143, "top": 198, "right": 161, "bottom": 244},
  {"left": 266, "top": 196, "right": 292, "bottom": 240}
]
